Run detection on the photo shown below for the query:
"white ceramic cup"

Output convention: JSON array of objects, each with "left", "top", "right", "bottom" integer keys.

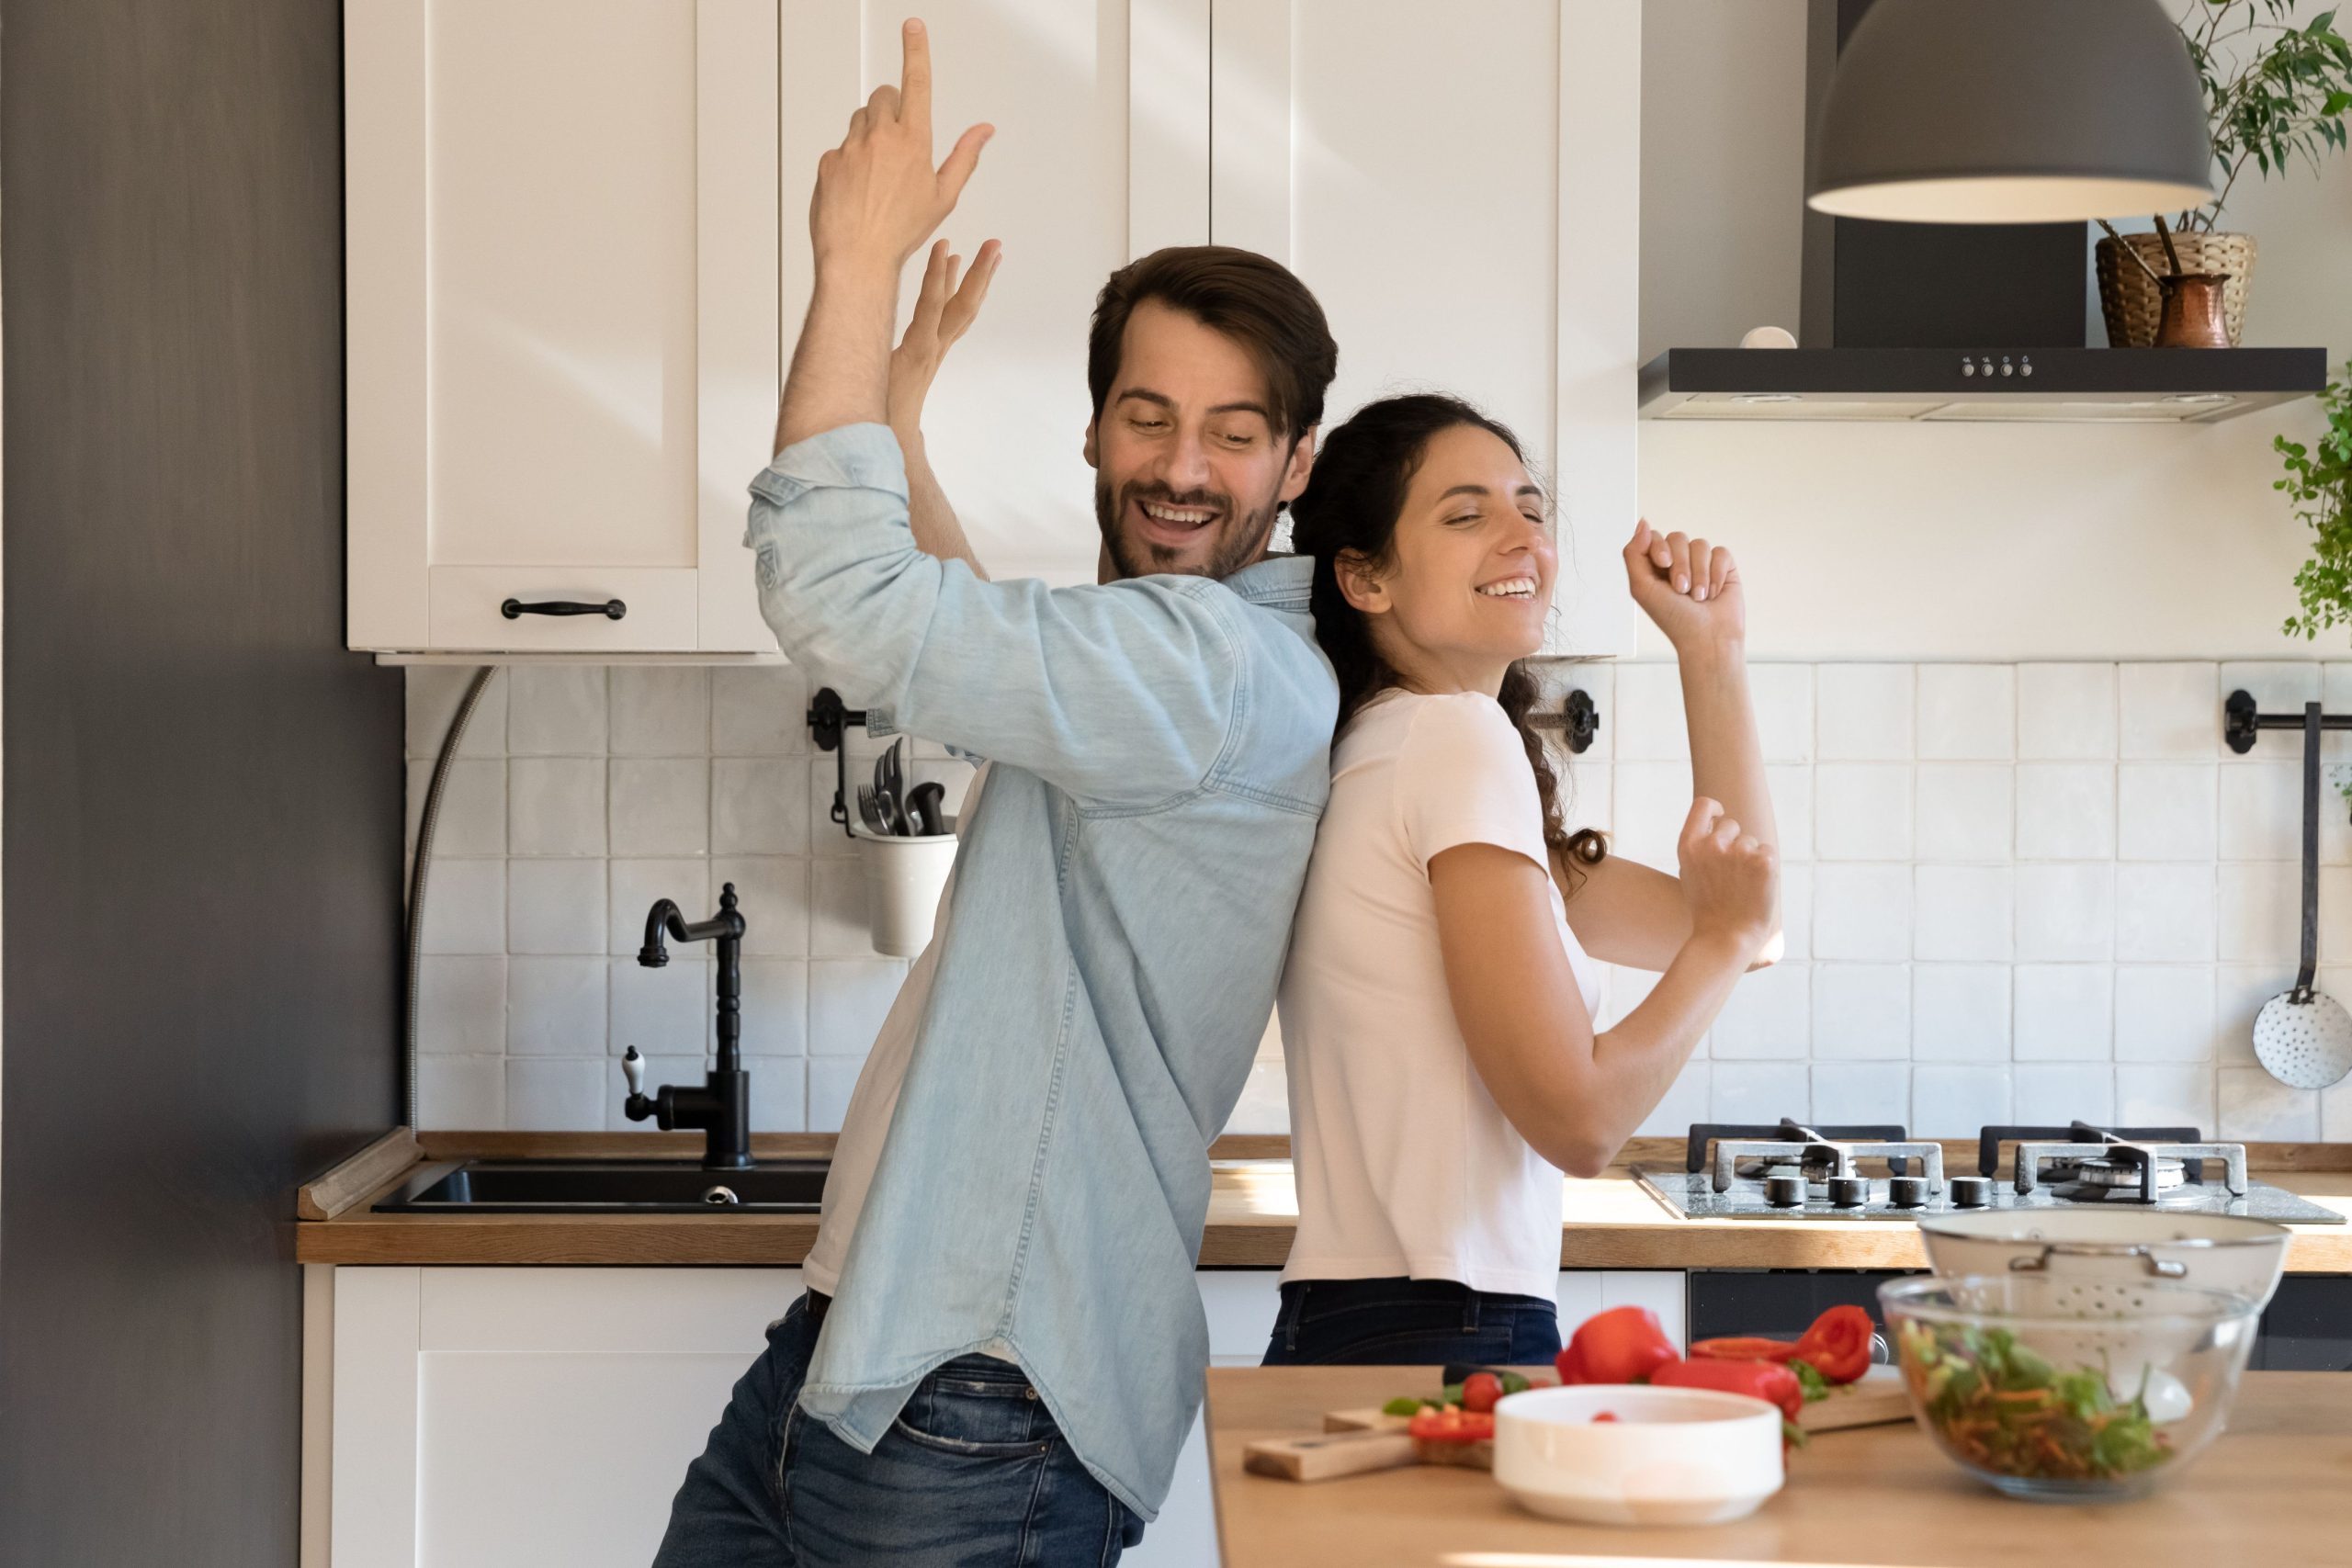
[{"left": 851, "top": 824, "right": 957, "bottom": 957}]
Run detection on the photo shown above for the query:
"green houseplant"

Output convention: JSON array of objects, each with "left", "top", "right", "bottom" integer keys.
[
  {"left": 2097, "top": 1, "right": 2352, "bottom": 345},
  {"left": 2282, "top": 364, "right": 2352, "bottom": 640}
]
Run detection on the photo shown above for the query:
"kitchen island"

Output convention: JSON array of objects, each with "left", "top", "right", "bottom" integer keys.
[{"left": 1204, "top": 1367, "right": 2352, "bottom": 1566}]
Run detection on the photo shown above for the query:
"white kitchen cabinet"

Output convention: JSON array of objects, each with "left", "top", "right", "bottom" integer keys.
[
  {"left": 345, "top": 0, "right": 1212, "bottom": 654},
  {"left": 1206, "top": 0, "right": 1643, "bottom": 657},
  {"left": 347, "top": 1, "right": 1639, "bottom": 653},
  {"left": 345, "top": 0, "right": 782, "bottom": 656},
  {"left": 776, "top": 0, "right": 1213, "bottom": 588},
  {"left": 315, "top": 1265, "right": 1280, "bottom": 1568}
]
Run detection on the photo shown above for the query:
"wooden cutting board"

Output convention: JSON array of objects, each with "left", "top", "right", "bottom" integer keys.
[
  {"left": 1795, "top": 1364, "right": 1911, "bottom": 1431},
  {"left": 1319, "top": 1364, "right": 1913, "bottom": 1439}
]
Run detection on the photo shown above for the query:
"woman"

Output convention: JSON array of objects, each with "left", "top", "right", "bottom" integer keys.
[{"left": 1265, "top": 394, "right": 1780, "bottom": 1368}]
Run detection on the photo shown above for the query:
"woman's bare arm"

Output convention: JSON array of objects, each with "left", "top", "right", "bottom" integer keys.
[{"left": 1435, "top": 798, "right": 1776, "bottom": 1178}]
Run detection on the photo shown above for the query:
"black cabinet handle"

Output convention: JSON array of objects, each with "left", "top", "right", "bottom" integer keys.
[{"left": 500, "top": 598, "right": 627, "bottom": 621}]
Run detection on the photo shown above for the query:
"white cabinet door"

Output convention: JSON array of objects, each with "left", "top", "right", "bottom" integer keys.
[
  {"left": 777, "top": 1, "right": 1212, "bottom": 588},
  {"left": 345, "top": 0, "right": 781, "bottom": 654},
  {"left": 1206, "top": 0, "right": 1641, "bottom": 657},
  {"left": 323, "top": 1264, "right": 1272, "bottom": 1568},
  {"left": 330, "top": 1267, "right": 802, "bottom": 1568}
]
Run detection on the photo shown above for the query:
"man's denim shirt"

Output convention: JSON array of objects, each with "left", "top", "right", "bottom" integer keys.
[{"left": 745, "top": 424, "right": 1336, "bottom": 1518}]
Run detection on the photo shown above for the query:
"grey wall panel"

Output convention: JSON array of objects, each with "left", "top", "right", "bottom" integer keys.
[{"left": 0, "top": 4, "right": 403, "bottom": 1564}]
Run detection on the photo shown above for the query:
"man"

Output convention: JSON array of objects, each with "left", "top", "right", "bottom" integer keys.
[{"left": 654, "top": 20, "right": 1339, "bottom": 1565}]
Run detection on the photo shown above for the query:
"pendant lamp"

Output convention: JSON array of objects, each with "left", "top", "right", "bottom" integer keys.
[{"left": 1807, "top": 0, "right": 2215, "bottom": 224}]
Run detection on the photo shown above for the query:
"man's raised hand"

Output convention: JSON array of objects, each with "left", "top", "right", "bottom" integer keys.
[{"left": 809, "top": 19, "right": 992, "bottom": 273}]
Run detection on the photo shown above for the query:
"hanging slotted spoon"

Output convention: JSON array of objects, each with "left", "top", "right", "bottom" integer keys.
[{"left": 2253, "top": 703, "right": 2352, "bottom": 1090}]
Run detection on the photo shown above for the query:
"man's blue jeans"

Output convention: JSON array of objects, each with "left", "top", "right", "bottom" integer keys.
[{"left": 651, "top": 1294, "right": 1147, "bottom": 1567}]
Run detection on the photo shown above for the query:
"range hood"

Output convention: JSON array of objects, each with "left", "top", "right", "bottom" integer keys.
[{"left": 1638, "top": 0, "right": 2329, "bottom": 424}]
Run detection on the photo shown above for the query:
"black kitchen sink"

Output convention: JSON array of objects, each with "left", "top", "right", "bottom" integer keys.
[{"left": 373, "top": 1159, "right": 828, "bottom": 1213}]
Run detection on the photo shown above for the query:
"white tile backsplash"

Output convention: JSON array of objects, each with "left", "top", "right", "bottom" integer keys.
[
  {"left": 1913, "top": 1064, "right": 2012, "bottom": 1134},
  {"left": 1815, "top": 764, "right": 1912, "bottom": 860},
  {"left": 2113, "top": 863, "right": 2216, "bottom": 963},
  {"left": 1915, "top": 764, "right": 2011, "bottom": 862},
  {"left": 409, "top": 665, "right": 904, "bottom": 1133},
  {"left": 1913, "top": 865, "right": 2014, "bottom": 962},
  {"left": 2015, "top": 863, "right": 2115, "bottom": 961},
  {"left": 1917, "top": 665, "right": 2014, "bottom": 761},
  {"left": 2017, "top": 664, "right": 2117, "bottom": 761},
  {"left": 610, "top": 668, "right": 711, "bottom": 757},
  {"left": 1813, "top": 864, "right": 1912, "bottom": 962},
  {"left": 608, "top": 758, "right": 710, "bottom": 857},
  {"left": 506, "top": 956, "right": 607, "bottom": 1056},
  {"left": 1815, "top": 665, "right": 1913, "bottom": 761},
  {"left": 2119, "top": 663, "right": 2217, "bottom": 761},
  {"left": 506, "top": 666, "right": 608, "bottom": 756},
  {"left": 1811, "top": 964, "right": 1909, "bottom": 1059},
  {"left": 2014, "top": 763, "right": 2115, "bottom": 860},
  {"left": 1912, "top": 964, "right": 2009, "bottom": 1061},
  {"left": 412, "top": 660, "right": 2349, "bottom": 1140},
  {"left": 2112, "top": 964, "right": 2216, "bottom": 1063},
  {"left": 507, "top": 757, "right": 605, "bottom": 857},
  {"left": 2116, "top": 763, "right": 2217, "bottom": 862},
  {"left": 507, "top": 858, "right": 607, "bottom": 955},
  {"left": 2013, "top": 964, "right": 2113, "bottom": 1060}
]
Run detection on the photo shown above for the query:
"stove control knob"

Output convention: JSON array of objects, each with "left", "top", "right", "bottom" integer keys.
[
  {"left": 1948, "top": 1175, "right": 1994, "bottom": 1209},
  {"left": 1888, "top": 1175, "right": 1930, "bottom": 1208},
  {"left": 1826, "top": 1176, "right": 1871, "bottom": 1208},
  {"left": 1764, "top": 1173, "right": 1808, "bottom": 1208}
]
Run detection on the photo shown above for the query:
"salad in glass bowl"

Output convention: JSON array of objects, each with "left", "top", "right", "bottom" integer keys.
[{"left": 1877, "top": 1274, "right": 2259, "bottom": 1502}]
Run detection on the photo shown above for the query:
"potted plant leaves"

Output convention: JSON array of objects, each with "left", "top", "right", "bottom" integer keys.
[
  {"left": 2282, "top": 362, "right": 2352, "bottom": 641},
  {"left": 2095, "top": 0, "right": 2351, "bottom": 347}
]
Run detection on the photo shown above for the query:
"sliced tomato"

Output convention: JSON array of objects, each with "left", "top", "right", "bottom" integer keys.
[
  {"left": 1789, "top": 1305, "right": 1874, "bottom": 1384},
  {"left": 1406, "top": 1405, "right": 1495, "bottom": 1444}
]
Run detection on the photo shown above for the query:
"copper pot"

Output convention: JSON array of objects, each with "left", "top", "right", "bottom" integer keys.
[{"left": 2154, "top": 273, "right": 2232, "bottom": 349}]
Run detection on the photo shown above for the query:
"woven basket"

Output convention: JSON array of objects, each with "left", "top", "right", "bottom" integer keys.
[{"left": 2095, "top": 231, "right": 2256, "bottom": 346}]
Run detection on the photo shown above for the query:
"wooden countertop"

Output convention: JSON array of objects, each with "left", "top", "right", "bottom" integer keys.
[
  {"left": 1204, "top": 1367, "right": 2352, "bottom": 1567},
  {"left": 295, "top": 1132, "right": 2352, "bottom": 1270}
]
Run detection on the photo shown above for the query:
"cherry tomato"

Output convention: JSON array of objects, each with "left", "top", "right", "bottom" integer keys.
[
  {"left": 1589, "top": 1411, "right": 1621, "bottom": 1424},
  {"left": 1460, "top": 1372, "right": 1503, "bottom": 1414},
  {"left": 1555, "top": 1305, "right": 1679, "bottom": 1386}
]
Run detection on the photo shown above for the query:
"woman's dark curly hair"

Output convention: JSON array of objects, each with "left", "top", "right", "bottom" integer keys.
[{"left": 1287, "top": 393, "right": 1605, "bottom": 878}]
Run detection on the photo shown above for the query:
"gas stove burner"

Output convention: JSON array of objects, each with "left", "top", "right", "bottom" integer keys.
[
  {"left": 1631, "top": 1116, "right": 2346, "bottom": 1224},
  {"left": 2060, "top": 1154, "right": 2188, "bottom": 1193}
]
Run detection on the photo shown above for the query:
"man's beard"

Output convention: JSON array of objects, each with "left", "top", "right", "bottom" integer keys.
[{"left": 1094, "top": 477, "right": 1282, "bottom": 582}]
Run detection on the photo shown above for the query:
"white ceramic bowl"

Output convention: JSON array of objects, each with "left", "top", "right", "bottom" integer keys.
[
  {"left": 1491, "top": 1385, "right": 1783, "bottom": 1526},
  {"left": 1917, "top": 1210, "right": 2290, "bottom": 1310}
]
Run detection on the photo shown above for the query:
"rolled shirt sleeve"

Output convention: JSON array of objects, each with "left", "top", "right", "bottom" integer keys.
[{"left": 747, "top": 423, "right": 1248, "bottom": 807}]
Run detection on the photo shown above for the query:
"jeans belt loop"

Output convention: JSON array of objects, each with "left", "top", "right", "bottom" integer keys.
[{"left": 1463, "top": 1288, "right": 1482, "bottom": 1336}]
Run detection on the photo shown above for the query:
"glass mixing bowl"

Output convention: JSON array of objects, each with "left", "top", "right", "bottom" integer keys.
[{"left": 1877, "top": 1274, "right": 2260, "bottom": 1502}]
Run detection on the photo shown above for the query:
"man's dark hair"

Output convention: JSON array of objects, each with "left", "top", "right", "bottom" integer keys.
[{"left": 1086, "top": 246, "right": 1339, "bottom": 446}]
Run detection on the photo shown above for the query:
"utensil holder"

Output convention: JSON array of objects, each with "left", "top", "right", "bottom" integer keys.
[{"left": 852, "top": 824, "right": 958, "bottom": 957}]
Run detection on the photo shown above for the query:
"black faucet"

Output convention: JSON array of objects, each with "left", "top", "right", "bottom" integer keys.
[{"left": 621, "top": 883, "right": 751, "bottom": 1169}]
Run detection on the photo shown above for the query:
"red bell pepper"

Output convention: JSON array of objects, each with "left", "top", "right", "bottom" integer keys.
[
  {"left": 1789, "top": 1304, "right": 1873, "bottom": 1384},
  {"left": 1690, "top": 1336, "right": 1800, "bottom": 1363},
  {"left": 1648, "top": 1357, "right": 1805, "bottom": 1424},
  {"left": 1689, "top": 1306, "right": 1876, "bottom": 1385},
  {"left": 1555, "top": 1305, "right": 1679, "bottom": 1386}
]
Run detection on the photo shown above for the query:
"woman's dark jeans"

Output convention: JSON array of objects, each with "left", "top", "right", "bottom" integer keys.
[{"left": 1261, "top": 1277, "right": 1561, "bottom": 1367}]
